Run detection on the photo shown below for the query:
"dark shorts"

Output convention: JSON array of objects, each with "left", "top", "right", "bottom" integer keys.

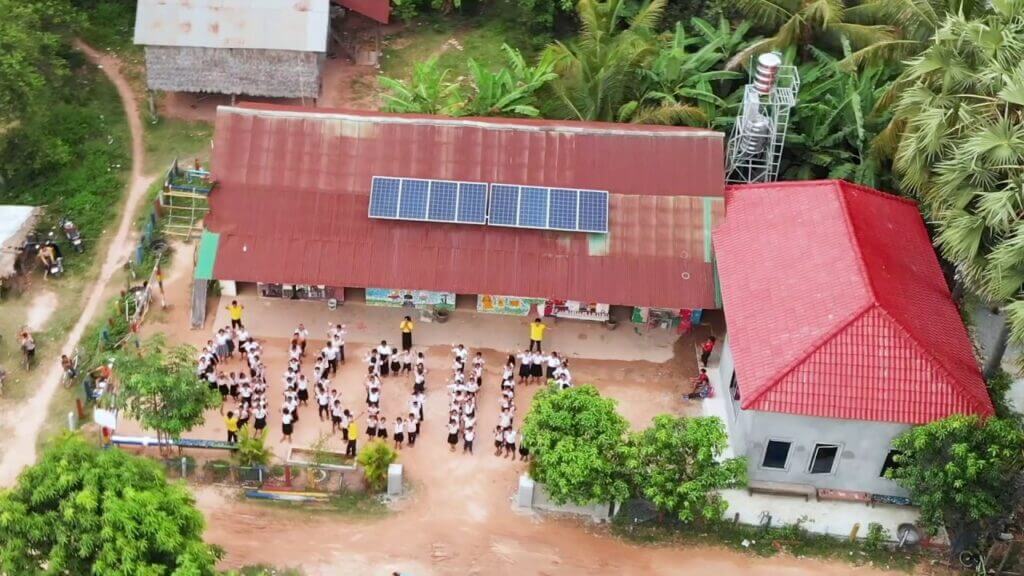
[
  {"left": 298, "top": 389, "right": 309, "bottom": 401},
  {"left": 378, "top": 429, "right": 388, "bottom": 439},
  {"left": 219, "top": 385, "right": 229, "bottom": 397},
  {"left": 255, "top": 418, "right": 266, "bottom": 430}
]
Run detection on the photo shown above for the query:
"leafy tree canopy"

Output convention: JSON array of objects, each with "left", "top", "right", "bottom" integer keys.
[
  {"left": 0, "top": 434, "right": 219, "bottom": 575},
  {"left": 112, "top": 336, "right": 221, "bottom": 447},
  {"left": 624, "top": 415, "right": 746, "bottom": 523},
  {"left": 889, "top": 415, "right": 1024, "bottom": 539},
  {"left": 522, "top": 385, "right": 631, "bottom": 505}
]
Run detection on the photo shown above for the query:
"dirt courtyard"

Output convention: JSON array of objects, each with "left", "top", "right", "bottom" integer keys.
[{"left": 112, "top": 244, "right": 898, "bottom": 576}]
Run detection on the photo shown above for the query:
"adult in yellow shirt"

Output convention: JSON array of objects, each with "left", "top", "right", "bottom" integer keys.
[
  {"left": 224, "top": 411, "right": 239, "bottom": 443},
  {"left": 346, "top": 420, "right": 359, "bottom": 457},
  {"left": 400, "top": 316, "right": 414, "bottom": 351},
  {"left": 529, "top": 317, "right": 549, "bottom": 352},
  {"left": 226, "top": 300, "right": 244, "bottom": 329}
]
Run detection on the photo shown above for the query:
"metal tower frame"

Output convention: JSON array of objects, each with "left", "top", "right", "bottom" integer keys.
[{"left": 725, "top": 56, "right": 800, "bottom": 184}]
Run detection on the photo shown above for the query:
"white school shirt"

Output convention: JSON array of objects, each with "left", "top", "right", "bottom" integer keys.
[
  {"left": 409, "top": 397, "right": 421, "bottom": 414},
  {"left": 517, "top": 353, "right": 532, "bottom": 366},
  {"left": 503, "top": 366, "right": 514, "bottom": 380},
  {"left": 462, "top": 415, "right": 475, "bottom": 429},
  {"left": 464, "top": 428, "right": 475, "bottom": 442},
  {"left": 255, "top": 407, "right": 267, "bottom": 419},
  {"left": 472, "top": 356, "right": 484, "bottom": 369},
  {"left": 414, "top": 372, "right": 426, "bottom": 386},
  {"left": 298, "top": 377, "right": 308, "bottom": 391},
  {"left": 546, "top": 355, "right": 561, "bottom": 369},
  {"left": 452, "top": 347, "right": 468, "bottom": 362},
  {"left": 237, "top": 329, "right": 250, "bottom": 342},
  {"left": 334, "top": 330, "right": 346, "bottom": 346},
  {"left": 295, "top": 327, "right": 309, "bottom": 340},
  {"left": 504, "top": 429, "right": 517, "bottom": 444},
  {"left": 395, "top": 421, "right": 405, "bottom": 434},
  {"left": 377, "top": 344, "right": 390, "bottom": 357},
  {"left": 415, "top": 356, "right": 425, "bottom": 369},
  {"left": 317, "top": 391, "right": 329, "bottom": 406},
  {"left": 324, "top": 345, "right": 338, "bottom": 360},
  {"left": 368, "top": 390, "right": 381, "bottom": 403},
  {"left": 282, "top": 412, "right": 293, "bottom": 425},
  {"left": 447, "top": 422, "right": 459, "bottom": 434},
  {"left": 500, "top": 413, "right": 512, "bottom": 428},
  {"left": 215, "top": 333, "right": 229, "bottom": 347}
]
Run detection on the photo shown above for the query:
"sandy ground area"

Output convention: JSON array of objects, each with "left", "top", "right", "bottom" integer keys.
[{"left": 24, "top": 290, "right": 58, "bottom": 331}]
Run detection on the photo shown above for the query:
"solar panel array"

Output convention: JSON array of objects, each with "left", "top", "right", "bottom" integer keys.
[
  {"left": 369, "top": 176, "right": 609, "bottom": 234},
  {"left": 370, "top": 177, "right": 487, "bottom": 225}
]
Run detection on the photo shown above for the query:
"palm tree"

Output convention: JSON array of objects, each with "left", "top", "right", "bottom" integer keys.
[
  {"left": 727, "top": 0, "right": 894, "bottom": 66},
  {"left": 620, "top": 17, "right": 749, "bottom": 127},
  {"left": 890, "top": 2, "right": 1024, "bottom": 376},
  {"left": 543, "top": 0, "right": 667, "bottom": 122}
]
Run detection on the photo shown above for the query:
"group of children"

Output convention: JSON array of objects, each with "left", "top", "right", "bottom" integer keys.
[
  {"left": 360, "top": 338, "right": 424, "bottom": 453},
  {"left": 197, "top": 323, "right": 271, "bottom": 443}
]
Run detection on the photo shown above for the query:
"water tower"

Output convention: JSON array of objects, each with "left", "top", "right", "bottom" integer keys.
[{"left": 725, "top": 52, "right": 800, "bottom": 184}]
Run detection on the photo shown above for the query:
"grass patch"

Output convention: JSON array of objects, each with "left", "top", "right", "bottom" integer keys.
[
  {"left": 143, "top": 116, "right": 214, "bottom": 176},
  {"left": 75, "top": 0, "right": 141, "bottom": 58},
  {"left": 0, "top": 60, "right": 131, "bottom": 277},
  {"left": 612, "top": 517, "right": 923, "bottom": 572},
  {"left": 229, "top": 565, "right": 305, "bottom": 576},
  {"left": 381, "top": 2, "right": 544, "bottom": 81}
]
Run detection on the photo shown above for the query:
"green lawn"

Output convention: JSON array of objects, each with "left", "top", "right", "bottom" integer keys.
[
  {"left": 381, "top": 2, "right": 545, "bottom": 81},
  {"left": 143, "top": 116, "right": 214, "bottom": 175}
]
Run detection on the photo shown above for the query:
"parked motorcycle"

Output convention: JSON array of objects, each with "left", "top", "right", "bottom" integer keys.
[
  {"left": 59, "top": 217, "right": 84, "bottom": 253},
  {"left": 41, "top": 235, "right": 64, "bottom": 278}
]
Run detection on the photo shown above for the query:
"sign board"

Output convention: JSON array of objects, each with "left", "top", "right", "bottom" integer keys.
[
  {"left": 366, "top": 288, "right": 455, "bottom": 310},
  {"left": 93, "top": 408, "right": 118, "bottom": 430},
  {"left": 476, "top": 294, "right": 547, "bottom": 316}
]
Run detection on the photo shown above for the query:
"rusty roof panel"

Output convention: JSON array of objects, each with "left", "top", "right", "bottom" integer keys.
[{"left": 206, "top": 104, "right": 725, "bottom": 309}]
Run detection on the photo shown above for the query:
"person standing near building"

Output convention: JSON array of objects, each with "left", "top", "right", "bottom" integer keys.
[
  {"left": 400, "top": 316, "right": 414, "bottom": 351},
  {"left": 700, "top": 336, "right": 717, "bottom": 367},
  {"left": 226, "top": 300, "right": 244, "bottom": 329},
  {"left": 529, "top": 318, "right": 548, "bottom": 352}
]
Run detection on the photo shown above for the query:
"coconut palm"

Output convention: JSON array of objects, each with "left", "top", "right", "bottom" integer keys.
[
  {"left": 891, "top": 1, "right": 1024, "bottom": 375},
  {"left": 543, "top": 0, "right": 667, "bottom": 122},
  {"left": 620, "top": 17, "right": 749, "bottom": 127},
  {"left": 727, "top": 0, "right": 894, "bottom": 66}
]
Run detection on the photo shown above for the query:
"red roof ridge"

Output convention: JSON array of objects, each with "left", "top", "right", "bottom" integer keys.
[
  {"left": 221, "top": 103, "right": 724, "bottom": 139},
  {"left": 835, "top": 181, "right": 880, "bottom": 303},
  {"left": 739, "top": 302, "right": 875, "bottom": 411}
]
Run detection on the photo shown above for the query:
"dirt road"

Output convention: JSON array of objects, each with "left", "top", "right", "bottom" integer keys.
[{"left": 0, "top": 41, "right": 152, "bottom": 486}]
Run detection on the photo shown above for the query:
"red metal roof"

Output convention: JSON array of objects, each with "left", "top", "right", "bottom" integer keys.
[
  {"left": 713, "top": 180, "right": 992, "bottom": 424},
  {"left": 205, "top": 104, "right": 725, "bottom": 309},
  {"left": 332, "top": 0, "right": 389, "bottom": 24}
]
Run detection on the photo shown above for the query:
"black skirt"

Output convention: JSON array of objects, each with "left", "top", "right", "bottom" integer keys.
[
  {"left": 394, "top": 432, "right": 405, "bottom": 443},
  {"left": 519, "top": 444, "right": 529, "bottom": 456},
  {"left": 390, "top": 360, "right": 400, "bottom": 373},
  {"left": 378, "top": 429, "right": 388, "bottom": 439},
  {"left": 546, "top": 366, "right": 557, "bottom": 379},
  {"left": 282, "top": 423, "right": 293, "bottom": 435},
  {"left": 518, "top": 364, "right": 531, "bottom": 378},
  {"left": 448, "top": 432, "right": 459, "bottom": 445},
  {"left": 380, "top": 357, "right": 390, "bottom": 376},
  {"left": 218, "top": 385, "right": 229, "bottom": 397},
  {"left": 255, "top": 417, "right": 266, "bottom": 430},
  {"left": 530, "top": 364, "right": 543, "bottom": 377},
  {"left": 298, "top": 389, "right": 309, "bottom": 401}
]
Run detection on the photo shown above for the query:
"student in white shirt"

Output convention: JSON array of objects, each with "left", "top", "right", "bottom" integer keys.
[
  {"left": 451, "top": 344, "right": 468, "bottom": 366},
  {"left": 393, "top": 417, "right": 405, "bottom": 450},
  {"left": 463, "top": 426, "right": 475, "bottom": 455},
  {"left": 516, "top": 350, "right": 532, "bottom": 384},
  {"left": 377, "top": 341, "right": 392, "bottom": 377},
  {"left": 544, "top": 352, "right": 562, "bottom": 381},
  {"left": 413, "top": 366, "right": 427, "bottom": 393},
  {"left": 503, "top": 427, "right": 517, "bottom": 458},
  {"left": 406, "top": 412, "right": 419, "bottom": 446}
]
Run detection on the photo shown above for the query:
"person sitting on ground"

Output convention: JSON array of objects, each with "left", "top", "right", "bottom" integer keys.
[{"left": 684, "top": 368, "right": 710, "bottom": 401}]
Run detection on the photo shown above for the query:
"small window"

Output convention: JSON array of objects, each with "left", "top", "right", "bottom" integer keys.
[
  {"left": 809, "top": 444, "right": 839, "bottom": 474},
  {"left": 730, "top": 372, "right": 741, "bottom": 401},
  {"left": 880, "top": 450, "right": 902, "bottom": 478},
  {"left": 762, "top": 440, "right": 791, "bottom": 469}
]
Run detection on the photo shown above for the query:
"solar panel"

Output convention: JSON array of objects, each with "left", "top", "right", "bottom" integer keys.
[
  {"left": 427, "top": 180, "right": 458, "bottom": 222},
  {"left": 457, "top": 183, "right": 488, "bottom": 224},
  {"left": 489, "top": 185, "right": 519, "bottom": 226},
  {"left": 398, "top": 179, "right": 429, "bottom": 220},
  {"left": 578, "top": 190, "right": 609, "bottom": 233},
  {"left": 369, "top": 177, "right": 400, "bottom": 218},
  {"left": 519, "top": 186, "right": 549, "bottom": 228},
  {"left": 549, "top": 188, "right": 579, "bottom": 230}
]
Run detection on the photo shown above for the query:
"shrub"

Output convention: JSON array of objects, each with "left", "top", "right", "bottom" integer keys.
[{"left": 356, "top": 441, "right": 397, "bottom": 492}]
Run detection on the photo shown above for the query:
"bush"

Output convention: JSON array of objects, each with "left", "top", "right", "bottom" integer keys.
[
  {"left": 356, "top": 441, "right": 397, "bottom": 492},
  {"left": 235, "top": 427, "right": 272, "bottom": 468},
  {"left": 864, "top": 522, "right": 889, "bottom": 552}
]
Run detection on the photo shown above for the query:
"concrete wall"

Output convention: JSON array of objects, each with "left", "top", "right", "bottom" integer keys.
[
  {"left": 517, "top": 475, "right": 615, "bottom": 522},
  {"left": 706, "top": 336, "right": 909, "bottom": 496}
]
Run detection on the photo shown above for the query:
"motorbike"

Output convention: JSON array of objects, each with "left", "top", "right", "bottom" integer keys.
[
  {"left": 41, "top": 235, "right": 64, "bottom": 278},
  {"left": 59, "top": 217, "right": 84, "bottom": 253}
]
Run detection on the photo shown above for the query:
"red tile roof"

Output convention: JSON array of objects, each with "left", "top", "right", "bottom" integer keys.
[
  {"left": 205, "top": 104, "right": 725, "bottom": 309},
  {"left": 713, "top": 180, "right": 993, "bottom": 424}
]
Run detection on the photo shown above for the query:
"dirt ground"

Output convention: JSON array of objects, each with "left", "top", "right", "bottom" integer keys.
[{"left": 100, "top": 242, "right": 900, "bottom": 576}]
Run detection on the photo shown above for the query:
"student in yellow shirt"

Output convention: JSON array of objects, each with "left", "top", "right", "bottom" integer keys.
[
  {"left": 224, "top": 411, "right": 239, "bottom": 443},
  {"left": 226, "top": 300, "right": 244, "bottom": 329},
  {"left": 400, "top": 316, "right": 414, "bottom": 351},
  {"left": 346, "top": 420, "right": 359, "bottom": 457},
  {"left": 529, "top": 317, "right": 549, "bottom": 352}
]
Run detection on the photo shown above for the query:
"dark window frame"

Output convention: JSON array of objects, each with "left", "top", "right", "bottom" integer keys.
[
  {"left": 761, "top": 439, "right": 792, "bottom": 470},
  {"left": 808, "top": 443, "right": 840, "bottom": 474}
]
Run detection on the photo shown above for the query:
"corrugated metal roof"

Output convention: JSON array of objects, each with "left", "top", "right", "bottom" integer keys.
[
  {"left": 134, "top": 0, "right": 329, "bottom": 52},
  {"left": 713, "top": 180, "right": 993, "bottom": 424},
  {"left": 333, "top": 0, "right": 389, "bottom": 23},
  {"left": 205, "top": 104, "right": 725, "bottom": 309},
  {"left": 0, "top": 205, "right": 38, "bottom": 279}
]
